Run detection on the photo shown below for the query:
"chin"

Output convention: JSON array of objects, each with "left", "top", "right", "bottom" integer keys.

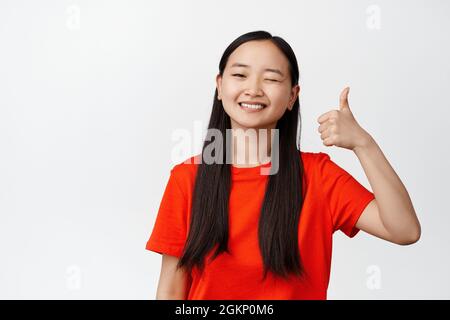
[{"left": 231, "top": 119, "right": 273, "bottom": 130}]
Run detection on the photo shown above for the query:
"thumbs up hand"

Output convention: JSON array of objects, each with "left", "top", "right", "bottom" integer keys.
[{"left": 317, "top": 87, "right": 372, "bottom": 151}]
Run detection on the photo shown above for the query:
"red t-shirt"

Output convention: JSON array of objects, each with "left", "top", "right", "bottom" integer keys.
[{"left": 145, "top": 151, "right": 375, "bottom": 300}]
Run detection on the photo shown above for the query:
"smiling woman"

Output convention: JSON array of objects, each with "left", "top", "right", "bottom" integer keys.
[{"left": 145, "top": 30, "right": 420, "bottom": 300}]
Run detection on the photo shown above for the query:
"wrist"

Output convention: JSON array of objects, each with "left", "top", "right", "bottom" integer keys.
[{"left": 353, "top": 133, "right": 376, "bottom": 154}]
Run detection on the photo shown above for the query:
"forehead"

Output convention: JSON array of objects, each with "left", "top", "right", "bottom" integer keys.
[{"left": 226, "top": 40, "right": 289, "bottom": 73}]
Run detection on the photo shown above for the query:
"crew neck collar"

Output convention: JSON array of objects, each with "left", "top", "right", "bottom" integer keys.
[
  {"left": 230, "top": 161, "right": 273, "bottom": 180},
  {"left": 231, "top": 161, "right": 272, "bottom": 169}
]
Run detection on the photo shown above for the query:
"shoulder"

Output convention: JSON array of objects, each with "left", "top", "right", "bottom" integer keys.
[
  {"left": 299, "top": 150, "right": 331, "bottom": 169},
  {"left": 299, "top": 150, "right": 329, "bottom": 160},
  {"left": 169, "top": 154, "right": 201, "bottom": 182},
  {"left": 299, "top": 150, "right": 344, "bottom": 182},
  {"left": 300, "top": 150, "right": 355, "bottom": 183}
]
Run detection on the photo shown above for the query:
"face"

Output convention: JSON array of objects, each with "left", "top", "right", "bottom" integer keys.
[{"left": 216, "top": 40, "right": 300, "bottom": 131}]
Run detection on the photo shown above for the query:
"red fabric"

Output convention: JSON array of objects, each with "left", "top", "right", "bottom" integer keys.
[{"left": 145, "top": 151, "right": 375, "bottom": 300}]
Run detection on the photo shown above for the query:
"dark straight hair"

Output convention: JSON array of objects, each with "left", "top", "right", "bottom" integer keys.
[{"left": 177, "top": 30, "right": 307, "bottom": 282}]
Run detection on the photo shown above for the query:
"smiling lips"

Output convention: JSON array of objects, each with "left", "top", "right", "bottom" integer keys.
[{"left": 238, "top": 102, "right": 267, "bottom": 111}]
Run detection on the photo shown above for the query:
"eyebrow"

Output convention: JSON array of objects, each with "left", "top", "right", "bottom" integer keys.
[{"left": 230, "top": 63, "right": 285, "bottom": 77}]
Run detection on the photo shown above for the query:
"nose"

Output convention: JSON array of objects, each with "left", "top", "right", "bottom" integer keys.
[{"left": 244, "top": 77, "right": 264, "bottom": 97}]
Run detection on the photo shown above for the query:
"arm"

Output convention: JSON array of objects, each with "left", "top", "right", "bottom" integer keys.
[
  {"left": 317, "top": 87, "right": 421, "bottom": 245},
  {"left": 353, "top": 135, "right": 421, "bottom": 245},
  {"left": 155, "top": 254, "right": 192, "bottom": 300}
]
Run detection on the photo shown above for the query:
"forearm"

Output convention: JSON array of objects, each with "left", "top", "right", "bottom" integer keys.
[
  {"left": 155, "top": 279, "right": 191, "bottom": 300},
  {"left": 156, "top": 293, "right": 186, "bottom": 300},
  {"left": 353, "top": 135, "right": 421, "bottom": 242},
  {"left": 156, "top": 288, "right": 188, "bottom": 300}
]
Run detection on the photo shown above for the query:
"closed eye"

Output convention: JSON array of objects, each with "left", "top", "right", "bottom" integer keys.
[{"left": 232, "top": 74, "right": 279, "bottom": 82}]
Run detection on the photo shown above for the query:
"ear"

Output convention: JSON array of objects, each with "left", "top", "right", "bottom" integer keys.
[
  {"left": 216, "top": 74, "right": 222, "bottom": 100},
  {"left": 288, "top": 84, "right": 300, "bottom": 111}
]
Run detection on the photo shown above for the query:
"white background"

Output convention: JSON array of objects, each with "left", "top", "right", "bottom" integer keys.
[{"left": 0, "top": 0, "right": 449, "bottom": 299}]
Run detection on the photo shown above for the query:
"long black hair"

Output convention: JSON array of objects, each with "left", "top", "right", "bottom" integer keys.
[{"left": 177, "top": 30, "right": 307, "bottom": 282}]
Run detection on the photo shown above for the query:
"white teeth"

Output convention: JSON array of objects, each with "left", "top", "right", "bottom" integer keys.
[{"left": 240, "top": 103, "right": 265, "bottom": 109}]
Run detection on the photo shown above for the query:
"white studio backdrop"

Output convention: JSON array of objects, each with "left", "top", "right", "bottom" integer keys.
[{"left": 0, "top": 0, "right": 449, "bottom": 299}]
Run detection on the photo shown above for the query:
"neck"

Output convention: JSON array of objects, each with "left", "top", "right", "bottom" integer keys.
[{"left": 230, "top": 126, "right": 275, "bottom": 167}]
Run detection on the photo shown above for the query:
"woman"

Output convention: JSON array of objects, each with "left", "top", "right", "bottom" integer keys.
[{"left": 145, "top": 30, "right": 421, "bottom": 300}]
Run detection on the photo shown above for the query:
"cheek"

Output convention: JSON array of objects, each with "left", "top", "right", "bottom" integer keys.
[
  {"left": 267, "top": 87, "right": 291, "bottom": 107},
  {"left": 222, "top": 82, "right": 240, "bottom": 100}
]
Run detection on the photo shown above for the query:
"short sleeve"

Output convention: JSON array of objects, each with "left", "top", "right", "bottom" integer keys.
[
  {"left": 145, "top": 166, "right": 189, "bottom": 257},
  {"left": 317, "top": 152, "right": 375, "bottom": 238}
]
